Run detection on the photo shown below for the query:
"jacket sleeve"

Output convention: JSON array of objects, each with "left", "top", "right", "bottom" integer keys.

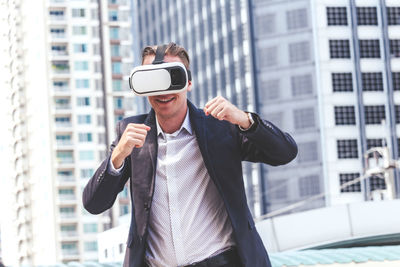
[
  {"left": 238, "top": 113, "right": 298, "bottom": 166},
  {"left": 82, "top": 121, "right": 131, "bottom": 214}
]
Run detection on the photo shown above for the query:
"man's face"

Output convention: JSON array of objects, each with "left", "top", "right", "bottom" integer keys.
[{"left": 143, "top": 54, "right": 192, "bottom": 121}]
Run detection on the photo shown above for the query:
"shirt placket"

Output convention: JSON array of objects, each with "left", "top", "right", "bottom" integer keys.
[{"left": 166, "top": 134, "right": 186, "bottom": 265}]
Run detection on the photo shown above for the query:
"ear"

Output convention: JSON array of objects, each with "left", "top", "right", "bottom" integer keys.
[{"left": 187, "top": 80, "right": 192, "bottom": 92}]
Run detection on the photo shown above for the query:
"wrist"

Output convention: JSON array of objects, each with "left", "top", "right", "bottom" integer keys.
[
  {"left": 111, "top": 148, "right": 126, "bottom": 169},
  {"left": 238, "top": 112, "right": 254, "bottom": 131}
]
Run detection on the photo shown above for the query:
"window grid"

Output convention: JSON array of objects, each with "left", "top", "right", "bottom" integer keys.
[
  {"left": 337, "top": 139, "right": 358, "bottom": 159},
  {"left": 332, "top": 73, "right": 353, "bottom": 92},
  {"left": 390, "top": 39, "right": 400, "bottom": 58},
  {"left": 395, "top": 105, "right": 400, "bottom": 123},
  {"left": 362, "top": 72, "right": 383, "bottom": 91},
  {"left": 359, "top": 40, "right": 381, "bottom": 58},
  {"left": 369, "top": 175, "right": 386, "bottom": 191},
  {"left": 299, "top": 175, "right": 320, "bottom": 197},
  {"left": 286, "top": 8, "right": 308, "bottom": 30},
  {"left": 356, "top": 7, "right": 378, "bottom": 25},
  {"left": 367, "top": 138, "right": 384, "bottom": 150},
  {"left": 326, "top": 7, "right": 348, "bottom": 26},
  {"left": 387, "top": 7, "right": 400, "bottom": 25},
  {"left": 393, "top": 72, "right": 400, "bottom": 91},
  {"left": 294, "top": 107, "right": 315, "bottom": 129},
  {"left": 340, "top": 173, "right": 361, "bottom": 192},
  {"left": 291, "top": 74, "right": 313, "bottom": 96},
  {"left": 364, "top": 105, "right": 385, "bottom": 124},
  {"left": 329, "top": 40, "right": 351, "bottom": 59},
  {"left": 334, "top": 106, "right": 356, "bottom": 125}
]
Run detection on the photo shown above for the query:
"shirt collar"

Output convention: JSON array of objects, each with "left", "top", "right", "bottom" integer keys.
[{"left": 155, "top": 109, "right": 193, "bottom": 137}]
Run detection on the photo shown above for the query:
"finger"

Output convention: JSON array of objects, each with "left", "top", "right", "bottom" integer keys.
[
  {"left": 204, "top": 96, "right": 220, "bottom": 109},
  {"left": 127, "top": 123, "right": 151, "bottom": 131},
  {"left": 126, "top": 127, "right": 149, "bottom": 136},
  {"left": 210, "top": 103, "right": 225, "bottom": 118},
  {"left": 126, "top": 132, "right": 147, "bottom": 141},
  {"left": 126, "top": 136, "right": 145, "bottom": 148},
  {"left": 205, "top": 98, "right": 224, "bottom": 115},
  {"left": 216, "top": 106, "right": 228, "bottom": 120}
]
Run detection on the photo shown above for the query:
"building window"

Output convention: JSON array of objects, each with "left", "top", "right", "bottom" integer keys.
[
  {"left": 261, "top": 79, "right": 280, "bottom": 100},
  {"left": 77, "top": 115, "right": 91, "bottom": 124},
  {"left": 393, "top": 72, "right": 400, "bottom": 91},
  {"left": 356, "top": 7, "right": 378, "bottom": 25},
  {"left": 74, "top": 61, "right": 89, "bottom": 71},
  {"left": 293, "top": 107, "right": 315, "bottom": 129},
  {"left": 297, "top": 141, "right": 318, "bottom": 162},
  {"left": 389, "top": 39, "right": 400, "bottom": 58},
  {"left": 83, "top": 223, "right": 98, "bottom": 233},
  {"left": 120, "top": 204, "right": 129, "bottom": 216},
  {"left": 332, "top": 73, "right": 353, "bottom": 92},
  {"left": 362, "top": 72, "right": 383, "bottom": 91},
  {"left": 73, "top": 43, "right": 87, "bottom": 53},
  {"left": 109, "top": 10, "right": 118, "bottom": 21},
  {"left": 367, "top": 138, "right": 384, "bottom": 150},
  {"left": 369, "top": 175, "right": 386, "bottom": 191},
  {"left": 72, "top": 8, "right": 85, "bottom": 17},
  {"left": 81, "top": 168, "right": 94, "bottom": 178},
  {"left": 76, "top": 79, "right": 89, "bottom": 89},
  {"left": 299, "top": 175, "right": 320, "bottom": 197},
  {"left": 72, "top": 26, "right": 87, "bottom": 35},
  {"left": 327, "top": 7, "right": 347, "bottom": 26},
  {"left": 114, "top": 97, "right": 123, "bottom": 109},
  {"left": 387, "top": 7, "right": 400, "bottom": 25},
  {"left": 112, "top": 79, "right": 122, "bottom": 91},
  {"left": 268, "top": 179, "right": 288, "bottom": 200},
  {"left": 111, "top": 45, "right": 120, "bottom": 57},
  {"left": 289, "top": 41, "right": 310, "bottom": 63},
  {"left": 256, "top": 14, "right": 275, "bottom": 35},
  {"left": 329, "top": 40, "right": 351, "bottom": 58},
  {"left": 78, "top": 133, "right": 92, "bottom": 142},
  {"left": 57, "top": 151, "right": 73, "bottom": 163},
  {"left": 286, "top": 8, "right": 308, "bottom": 30},
  {"left": 112, "top": 62, "right": 122, "bottom": 74},
  {"left": 395, "top": 105, "right": 400, "bottom": 123},
  {"left": 291, "top": 74, "right": 313, "bottom": 96},
  {"left": 337, "top": 139, "right": 358, "bottom": 159},
  {"left": 110, "top": 27, "right": 120, "bottom": 39},
  {"left": 364, "top": 105, "right": 385, "bottom": 124},
  {"left": 359, "top": 39, "right": 380, "bottom": 58},
  {"left": 334, "top": 106, "right": 356, "bottom": 125},
  {"left": 77, "top": 97, "right": 90, "bottom": 106},
  {"left": 340, "top": 173, "right": 361, "bottom": 192},
  {"left": 84, "top": 241, "right": 98, "bottom": 252},
  {"left": 260, "top": 46, "right": 278, "bottom": 68}
]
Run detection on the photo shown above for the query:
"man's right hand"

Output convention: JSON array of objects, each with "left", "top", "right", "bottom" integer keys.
[{"left": 111, "top": 123, "right": 151, "bottom": 169}]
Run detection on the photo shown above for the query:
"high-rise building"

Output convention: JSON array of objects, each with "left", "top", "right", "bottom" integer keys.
[
  {"left": 251, "top": 0, "right": 400, "bottom": 215},
  {"left": 0, "top": 0, "right": 138, "bottom": 265}
]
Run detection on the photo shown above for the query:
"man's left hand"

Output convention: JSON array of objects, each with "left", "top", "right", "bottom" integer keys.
[{"left": 204, "top": 96, "right": 251, "bottom": 129}]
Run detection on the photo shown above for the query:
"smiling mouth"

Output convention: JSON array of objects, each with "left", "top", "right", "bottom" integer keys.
[{"left": 156, "top": 97, "right": 175, "bottom": 103}]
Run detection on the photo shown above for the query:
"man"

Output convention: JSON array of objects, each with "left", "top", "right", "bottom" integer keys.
[{"left": 83, "top": 43, "right": 297, "bottom": 267}]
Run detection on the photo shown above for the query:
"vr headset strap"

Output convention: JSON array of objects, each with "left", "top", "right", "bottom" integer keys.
[
  {"left": 152, "top": 44, "right": 192, "bottom": 81},
  {"left": 152, "top": 44, "right": 168, "bottom": 64}
]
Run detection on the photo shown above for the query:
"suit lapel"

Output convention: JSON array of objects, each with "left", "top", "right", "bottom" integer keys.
[
  {"left": 188, "top": 101, "right": 218, "bottom": 185},
  {"left": 130, "top": 109, "right": 158, "bottom": 238}
]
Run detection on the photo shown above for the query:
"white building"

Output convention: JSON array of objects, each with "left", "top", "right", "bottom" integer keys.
[
  {"left": 252, "top": 0, "right": 400, "bottom": 216},
  {"left": 0, "top": 0, "right": 138, "bottom": 265}
]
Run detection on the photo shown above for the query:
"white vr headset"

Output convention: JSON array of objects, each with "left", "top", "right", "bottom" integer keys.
[{"left": 129, "top": 44, "right": 192, "bottom": 96}]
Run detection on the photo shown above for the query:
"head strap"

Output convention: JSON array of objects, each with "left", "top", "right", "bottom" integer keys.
[{"left": 152, "top": 44, "right": 168, "bottom": 64}]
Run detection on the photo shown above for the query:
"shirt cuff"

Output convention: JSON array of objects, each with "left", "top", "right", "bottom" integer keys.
[
  {"left": 108, "top": 157, "right": 124, "bottom": 175},
  {"left": 238, "top": 112, "right": 255, "bottom": 131}
]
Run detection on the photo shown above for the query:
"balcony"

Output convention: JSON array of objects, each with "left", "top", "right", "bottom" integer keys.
[
  {"left": 60, "top": 230, "right": 78, "bottom": 238},
  {"left": 60, "top": 212, "right": 76, "bottom": 219},
  {"left": 61, "top": 249, "right": 79, "bottom": 256},
  {"left": 52, "top": 63, "right": 70, "bottom": 74},
  {"left": 57, "top": 175, "right": 75, "bottom": 185},
  {"left": 56, "top": 139, "right": 72, "bottom": 146},
  {"left": 59, "top": 194, "right": 76, "bottom": 203}
]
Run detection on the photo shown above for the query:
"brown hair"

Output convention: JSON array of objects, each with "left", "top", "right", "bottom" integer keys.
[{"left": 141, "top": 42, "right": 190, "bottom": 69}]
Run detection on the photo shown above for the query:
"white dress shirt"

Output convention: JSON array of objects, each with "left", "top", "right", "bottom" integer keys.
[{"left": 110, "top": 110, "right": 235, "bottom": 267}]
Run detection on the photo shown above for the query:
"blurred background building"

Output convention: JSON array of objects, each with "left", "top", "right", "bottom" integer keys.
[
  {"left": 1, "top": 0, "right": 400, "bottom": 266},
  {"left": 0, "top": 0, "right": 139, "bottom": 265}
]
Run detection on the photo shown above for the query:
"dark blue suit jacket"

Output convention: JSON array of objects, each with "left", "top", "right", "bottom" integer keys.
[{"left": 83, "top": 101, "right": 297, "bottom": 267}]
